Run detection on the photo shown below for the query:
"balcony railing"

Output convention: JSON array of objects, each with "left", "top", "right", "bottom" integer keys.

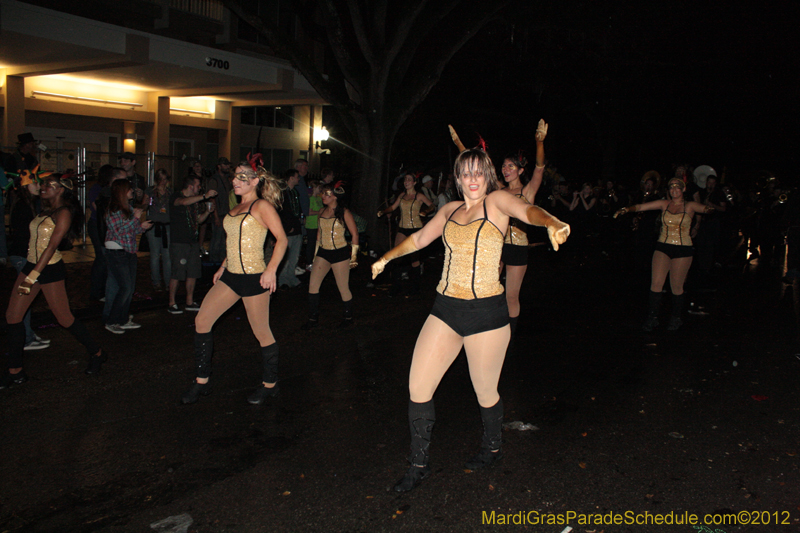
[{"left": 169, "top": 0, "right": 224, "bottom": 22}]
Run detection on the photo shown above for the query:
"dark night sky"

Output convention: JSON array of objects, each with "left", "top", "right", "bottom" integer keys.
[{"left": 328, "top": 0, "right": 798, "bottom": 190}]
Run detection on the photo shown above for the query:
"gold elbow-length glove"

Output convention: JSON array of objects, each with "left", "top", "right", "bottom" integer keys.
[
  {"left": 350, "top": 244, "right": 360, "bottom": 269},
  {"left": 18, "top": 270, "right": 40, "bottom": 295},
  {"left": 613, "top": 205, "right": 637, "bottom": 218},
  {"left": 371, "top": 237, "right": 419, "bottom": 279},
  {"left": 525, "top": 205, "right": 570, "bottom": 251}
]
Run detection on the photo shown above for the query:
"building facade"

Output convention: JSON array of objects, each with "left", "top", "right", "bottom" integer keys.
[{"left": 0, "top": 0, "right": 327, "bottom": 179}]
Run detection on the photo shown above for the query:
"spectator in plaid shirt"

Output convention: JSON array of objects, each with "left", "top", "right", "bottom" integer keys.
[{"left": 104, "top": 180, "right": 153, "bottom": 334}]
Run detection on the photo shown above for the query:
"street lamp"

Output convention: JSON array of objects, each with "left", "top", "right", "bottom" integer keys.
[{"left": 314, "top": 126, "right": 330, "bottom": 154}]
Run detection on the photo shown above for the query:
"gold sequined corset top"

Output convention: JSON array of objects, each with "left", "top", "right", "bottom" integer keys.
[
  {"left": 658, "top": 208, "right": 692, "bottom": 246},
  {"left": 504, "top": 193, "right": 530, "bottom": 246},
  {"left": 399, "top": 197, "right": 423, "bottom": 229},
  {"left": 319, "top": 217, "right": 347, "bottom": 250},
  {"left": 224, "top": 204, "right": 268, "bottom": 274},
  {"left": 437, "top": 202, "right": 504, "bottom": 300},
  {"left": 27, "top": 214, "right": 62, "bottom": 265}
]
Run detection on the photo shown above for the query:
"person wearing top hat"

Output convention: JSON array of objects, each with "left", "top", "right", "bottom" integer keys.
[
  {"left": 5, "top": 133, "right": 39, "bottom": 175},
  {"left": 118, "top": 152, "right": 146, "bottom": 207}
]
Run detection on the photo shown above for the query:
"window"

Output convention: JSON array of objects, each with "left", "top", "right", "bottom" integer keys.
[
  {"left": 240, "top": 106, "right": 294, "bottom": 130},
  {"left": 237, "top": 0, "right": 296, "bottom": 45}
]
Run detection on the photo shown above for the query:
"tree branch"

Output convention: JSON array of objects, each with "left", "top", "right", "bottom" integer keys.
[
  {"left": 320, "top": 0, "right": 371, "bottom": 93},
  {"left": 391, "top": 8, "right": 508, "bottom": 126},
  {"left": 372, "top": 0, "right": 388, "bottom": 49},
  {"left": 345, "top": 0, "right": 377, "bottom": 67},
  {"left": 389, "top": 0, "right": 506, "bottom": 88},
  {"left": 383, "top": 0, "right": 434, "bottom": 70},
  {"left": 221, "top": 0, "right": 354, "bottom": 109}
]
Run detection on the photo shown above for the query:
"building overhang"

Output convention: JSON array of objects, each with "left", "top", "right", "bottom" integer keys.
[{"left": 0, "top": 0, "right": 326, "bottom": 116}]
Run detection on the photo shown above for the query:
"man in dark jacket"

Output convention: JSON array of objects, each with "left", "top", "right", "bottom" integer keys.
[{"left": 278, "top": 169, "right": 303, "bottom": 289}]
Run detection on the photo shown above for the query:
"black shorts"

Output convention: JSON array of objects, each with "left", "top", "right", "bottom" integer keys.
[
  {"left": 397, "top": 227, "right": 418, "bottom": 237},
  {"left": 219, "top": 269, "right": 269, "bottom": 297},
  {"left": 23, "top": 260, "right": 67, "bottom": 285},
  {"left": 501, "top": 243, "right": 528, "bottom": 266},
  {"left": 317, "top": 246, "right": 350, "bottom": 264},
  {"left": 430, "top": 293, "right": 509, "bottom": 337},
  {"left": 170, "top": 242, "right": 202, "bottom": 280},
  {"left": 655, "top": 242, "right": 694, "bottom": 259}
]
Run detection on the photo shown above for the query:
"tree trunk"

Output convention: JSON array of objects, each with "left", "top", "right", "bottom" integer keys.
[{"left": 352, "top": 116, "right": 394, "bottom": 252}]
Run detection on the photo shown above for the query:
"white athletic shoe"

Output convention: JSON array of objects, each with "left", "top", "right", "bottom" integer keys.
[
  {"left": 105, "top": 324, "right": 125, "bottom": 335},
  {"left": 24, "top": 340, "right": 49, "bottom": 351}
]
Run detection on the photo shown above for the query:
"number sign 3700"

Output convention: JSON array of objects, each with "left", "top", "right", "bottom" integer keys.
[{"left": 205, "top": 57, "right": 230, "bottom": 70}]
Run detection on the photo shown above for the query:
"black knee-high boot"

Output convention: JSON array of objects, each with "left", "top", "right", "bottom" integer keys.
[
  {"left": 68, "top": 320, "right": 101, "bottom": 355},
  {"left": 642, "top": 290, "right": 662, "bottom": 331},
  {"left": 7, "top": 322, "right": 26, "bottom": 369},
  {"left": 67, "top": 320, "right": 106, "bottom": 375},
  {"left": 668, "top": 293, "right": 685, "bottom": 331},
  {"left": 339, "top": 298, "right": 353, "bottom": 328},
  {"left": 0, "top": 323, "right": 28, "bottom": 389},
  {"left": 394, "top": 399, "right": 435, "bottom": 492},
  {"left": 248, "top": 343, "right": 280, "bottom": 405},
  {"left": 194, "top": 331, "right": 213, "bottom": 379},
  {"left": 465, "top": 399, "right": 504, "bottom": 470},
  {"left": 181, "top": 331, "right": 213, "bottom": 404},
  {"left": 301, "top": 293, "right": 320, "bottom": 330}
]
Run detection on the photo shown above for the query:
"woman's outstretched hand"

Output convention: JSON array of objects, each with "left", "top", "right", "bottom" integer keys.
[
  {"left": 546, "top": 219, "right": 570, "bottom": 251},
  {"left": 371, "top": 258, "right": 388, "bottom": 279},
  {"left": 536, "top": 119, "right": 548, "bottom": 142}
]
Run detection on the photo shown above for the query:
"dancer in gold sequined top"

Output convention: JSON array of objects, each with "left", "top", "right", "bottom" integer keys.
[
  {"left": 4, "top": 174, "right": 107, "bottom": 388},
  {"left": 499, "top": 119, "right": 548, "bottom": 340},
  {"left": 377, "top": 173, "right": 434, "bottom": 295},
  {"left": 302, "top": 181, "right": 360, "bottom": 330},
  {"left": 181, "top": 156, "right": 288, "bottom": 406},
  {"left": 614, "top": 177, "right": 712, "bottom": 331},
  {"left": 372, "top": 146, "right": 570, "bottom": 493}
]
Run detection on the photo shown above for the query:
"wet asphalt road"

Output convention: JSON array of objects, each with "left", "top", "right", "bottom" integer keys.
[{"left": 1, "top": 244, "right": 799, "bottom": 533}]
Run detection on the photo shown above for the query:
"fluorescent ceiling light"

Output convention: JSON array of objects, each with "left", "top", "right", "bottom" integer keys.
[
  {"left": 31, "top": 91, "right": 143, "bottom": 107},
  {"left": 170, "top": 108, "right": 212, "bottom": 115}
]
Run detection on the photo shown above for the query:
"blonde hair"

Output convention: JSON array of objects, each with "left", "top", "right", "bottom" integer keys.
[
  {"left": 453, "top": 149, "right": 500, "bottom": 195},
  {"left": 236, "top": 162, "right": 285, "bottom": 209}
]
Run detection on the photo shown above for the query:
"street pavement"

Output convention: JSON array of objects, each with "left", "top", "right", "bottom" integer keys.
[{"left": 1, "top": 242, "right": 799, "bottom": 533}]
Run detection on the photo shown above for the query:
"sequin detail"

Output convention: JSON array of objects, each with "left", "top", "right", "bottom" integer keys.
[
  {"left": 319, "top": 217, "right": 347, "bottom": 250},
  {"left": 223, "top": 205, "right": 268, "bottom": 274},
  {"left": 504, "top": 193, "right": 530, "bottom": 246},
  {"left": 27, "top": 215, "right": 62, "bottom": 265},
  {"left": 399, "top": 198, "right": 423, "bottom": 229},
  {"left": 437, "top": 203, "right": 504, "bottom": 300},
  {"left": 659, "top": 209, "right": 692, "bottom": 246}
]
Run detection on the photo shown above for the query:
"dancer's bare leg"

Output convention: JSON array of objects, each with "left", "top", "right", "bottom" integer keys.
[
  {"left": 408, "top": 315, "right": 465, "bottom": 403},
  {"left": 504, "top": 265, "right": 527, "bottom": 318}
]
